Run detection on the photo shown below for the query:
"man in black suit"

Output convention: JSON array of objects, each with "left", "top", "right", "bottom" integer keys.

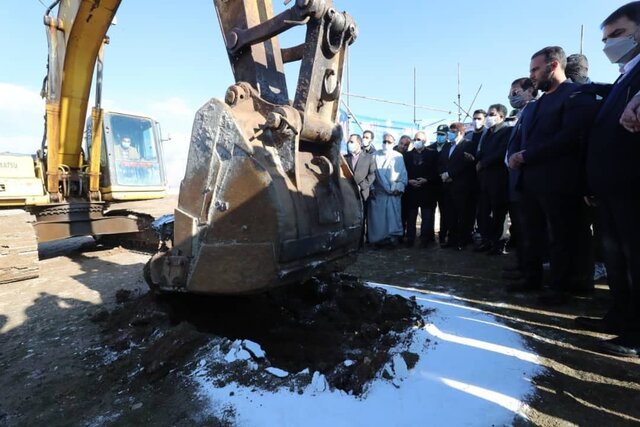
[
  {"left": 403, "top": 131, "right": 439, "bottom": 247},
  {"left": 577, "top": 2, "right": 640, "bottom": 357},
  {"left": 475, "top": 103, "right": 511, "bottom": 255},
  {"left": 438, "top": 122, "right": 478, "bottom": 250},
  {"left": 430, "top": 125, "right": 451, "bottom": 246},
  {"left": 396, "top": 135, "right": 413, "bottom": 242},
  {"left": 344, "top": 134, "right": 377, "bottom": 242},
  {"left": 503, "top": 78, "right": 539, "bottom": 282},
  {"left": 508, "top": 46, "right": 597, "bottom": 305}
]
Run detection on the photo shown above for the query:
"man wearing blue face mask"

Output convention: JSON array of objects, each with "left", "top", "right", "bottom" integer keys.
[
  {"left": 434, "top": 125, "right": 449, "bottom": 153},
  {"left": 577, "top": 1, "right": 640, "bottom": 358},
  {"left": 437, "top": 122, "right": 478, "bottom": 250}
]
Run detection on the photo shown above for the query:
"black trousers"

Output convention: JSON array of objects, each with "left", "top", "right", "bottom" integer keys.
[
  {"left": 407, "top": 206, "right": 435, "bottom": 244},
  {"left": 401, "top": 193, "right": 409, "bottom": 239},
  {"left": 406, "top": 190, "right": 436, "bottom": 244},
  {"left": 520, "top": 192, "right": 591, "bottom": 291},
  {"left": 443, "top": 184, "right": 475, "bottom": 247},
  {"left": 476, "top": 188, "right": 490, "bottom": 240},
  {"left": 479, "top": 189, "right": 508, "bottom": 247},
  {"left": 508, "top": 199, "right": 526, "bottom": 269},
  {"left": 361, "top": 197, "right": 370, "bottom": 245},
  {"left": 432, "top": 185, "right": 448, "bottom": 242},
  {"left": 597, "top": 195, "right": 640, "bottom": 338}
]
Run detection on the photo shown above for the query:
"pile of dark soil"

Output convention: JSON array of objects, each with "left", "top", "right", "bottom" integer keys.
[{"left": 94, "top": 275, "right": 428, "bottom": 395}]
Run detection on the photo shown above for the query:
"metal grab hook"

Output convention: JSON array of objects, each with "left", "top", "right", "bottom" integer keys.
[
  {"left": 321, "top": 68, "right": 340, "bottom": 102},
  {"left": 304, "top": 156, "right": 333, "bottom": 182},
  {"left": 322, "top": 8, "right": 356, "bottom": 56}
]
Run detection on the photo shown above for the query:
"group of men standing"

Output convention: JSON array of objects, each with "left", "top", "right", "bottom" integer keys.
[
  {"left": 505, "top": 1, "right": 640, "bottom": 358},
  {"left": 343, "top": 1, "right": 640, "bottom": 358}
]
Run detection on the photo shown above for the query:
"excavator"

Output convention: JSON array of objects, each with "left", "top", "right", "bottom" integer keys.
[{"left": 1, "top": 0, "right": 362, "bottom": 296}]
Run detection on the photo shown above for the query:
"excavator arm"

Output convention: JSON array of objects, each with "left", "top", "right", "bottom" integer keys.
[
  {"left": 43, "top": 0, "right": 121, "bottom": 202},
  {"left": 15, "top": 0, "right": 361, "bottom": 294}
]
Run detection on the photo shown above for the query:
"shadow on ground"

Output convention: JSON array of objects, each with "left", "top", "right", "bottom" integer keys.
[{"left": 345, "top": 245, "right": 640, "bottom": 426}]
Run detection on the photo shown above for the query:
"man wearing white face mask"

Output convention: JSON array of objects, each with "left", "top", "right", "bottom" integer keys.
[
  {"left": 344, "top": 134, "right": 377, "bottom": 244},
  {"left": 475, "top": 104, "right": 511, "bottom": 256},
  {"left": 430, "top": 124, "right": 452, "bottom": 245},
  {"left": 464, "top": 109, "right": 487, "bottom": 146},
  {"left": 344, "top": 133, "right": 377, "bottom": 203},
  {"left": 362, "top": 130, "right": 376, "bottom": 154},
  {"left": 367, "top": 133, "right": 408, "bottom": 247},
  {"left": 578, "top": 1, "right": 640, "bottom": 358},
  {"left": 403, "top": 131, "right": 440, "bottom": 247}
]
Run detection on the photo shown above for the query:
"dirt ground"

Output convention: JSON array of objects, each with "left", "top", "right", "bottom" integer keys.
[{"left": 1, "top": 198, "right": 639, "bottom": 426}]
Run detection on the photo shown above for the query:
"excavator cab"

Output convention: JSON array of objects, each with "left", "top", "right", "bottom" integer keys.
[{"left": 85, "top": 111, "right": 166, "bottom": 201}]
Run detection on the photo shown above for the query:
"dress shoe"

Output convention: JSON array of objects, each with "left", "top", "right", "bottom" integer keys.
[
  {"left": 473, "top": 242, "right": 492, "bottom": 253},
  {"left": 502, "top": 263, "right": 521, "bottom": 272},
  {"left": 505, "top": 279, "right": 541, "bottom": 293},
  {"left": 598, "top": 337, "right": 640, "bottom": 358},
  {"left": 502, "top": 270, "right": 524, "bottom": 281},
  {"left": 574, "top": 316, "right": 618, "bottom": 334},
  {"left": 567, "top": 285, "right": 594, "bottom": 295},
  {"left": 420, "top": 240, "right": 435, "bottom": 249},
  {"left": 487, "top": 246, "right": 506, "bottom": 256},
  {"left": 455, "top": 245, "right": 465, "bottom": 251},
  {"left": 537, "top": 290, "right": 569, "bottom": 306}
]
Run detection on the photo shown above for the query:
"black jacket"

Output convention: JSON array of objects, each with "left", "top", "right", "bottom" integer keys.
[
  {"left": 438, "top": 139, "right": 478, "bottom": 192},
  {"left": 404, "top": 147, "right": 439, "bottom": 204},
  {"left": 508, "top": 80, "right": 599, "bottom": 194},
  {"left": 586, "top": 67, "right": 640, "bottom": 196},
  {"left": 476, "top": 123, "right": 511, "bottom": 197}
]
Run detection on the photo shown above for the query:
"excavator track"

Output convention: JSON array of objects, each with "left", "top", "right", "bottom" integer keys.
[
  {"left": 0, "top": 210, "right": 39, "bottom": 284},
  {"left": 98, "top": 210, "right": 160, "bottom": 253}
]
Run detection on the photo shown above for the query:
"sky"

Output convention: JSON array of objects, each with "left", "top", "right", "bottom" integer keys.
[
  {"left": 188, "top": 284, "right": 545, "bottom": 426},
  {"left": 0, "top": 0, "right": 631, "bottom": 188}
]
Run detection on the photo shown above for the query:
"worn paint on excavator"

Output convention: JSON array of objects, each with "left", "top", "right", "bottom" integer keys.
[{"left": 145, "top": 0, "right": 362, "bottom": 295}]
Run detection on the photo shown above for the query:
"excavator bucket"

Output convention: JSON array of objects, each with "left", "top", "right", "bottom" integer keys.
[{"left": 145, "top": 0, "right": 361, "bottom": 294}]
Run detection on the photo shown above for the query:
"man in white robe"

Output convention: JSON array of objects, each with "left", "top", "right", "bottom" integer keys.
[{"left": 367, "top": 133, "right": 408, "bottom": 246}]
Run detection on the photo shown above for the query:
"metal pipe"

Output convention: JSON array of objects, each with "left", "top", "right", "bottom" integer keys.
[
  {"left": 341, "top": 92, "right": 452, "bottom": 114},
  {"left": 281, "top": 44, "right": 305, "bottom": 63},
  {"left": 340, "top": 99, "right": 364, "bottom": 133},
  {"left": 226, "top": 2, "right": 319, "bottom": 54}
]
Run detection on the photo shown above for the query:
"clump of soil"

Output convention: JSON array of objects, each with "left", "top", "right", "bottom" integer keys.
[{"left": 94, "top": 275, "right": 428, "bottom": 396}]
